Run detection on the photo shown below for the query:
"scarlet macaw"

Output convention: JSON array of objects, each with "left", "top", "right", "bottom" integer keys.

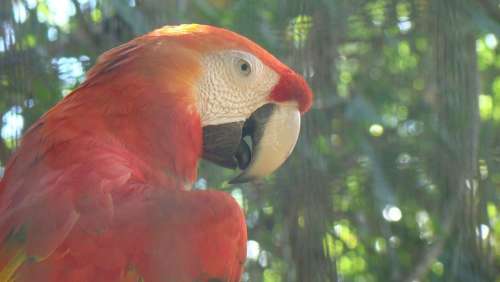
[{"left": 0, "top": 24, "right": 312, "bottom": 282}]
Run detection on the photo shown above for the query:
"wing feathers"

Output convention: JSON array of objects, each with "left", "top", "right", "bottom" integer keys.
[{"left": 0, "top": 146, "right": 246, "bottom": 282}]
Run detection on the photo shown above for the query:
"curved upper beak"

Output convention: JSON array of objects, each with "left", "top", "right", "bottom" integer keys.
[
  {"left": 202, "top": 103, "right": 301, "bottom": 184},
  {"left": 230, "top": 103, "right": 300, "bottom": 183}
]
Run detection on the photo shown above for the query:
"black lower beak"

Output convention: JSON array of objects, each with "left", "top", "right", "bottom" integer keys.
[{"left": 201, "top": 120, "right": 245, "bottom": 169}]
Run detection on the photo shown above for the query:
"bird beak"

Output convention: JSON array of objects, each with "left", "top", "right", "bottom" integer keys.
[
  {"left": 202, "top": 103, "right": 301, "bottom": 184},
  {"left": 230, "top": 103, "right": 300, "bottom": 183}
]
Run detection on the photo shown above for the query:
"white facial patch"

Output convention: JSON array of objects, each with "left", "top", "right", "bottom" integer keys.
[{"left": 195, "top": 50, "right": 279, "bottom": 126}]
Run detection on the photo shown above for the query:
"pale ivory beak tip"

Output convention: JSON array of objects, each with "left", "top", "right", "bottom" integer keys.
[{"left": 230, "top": 105, "right": 301, "bottom": 184}]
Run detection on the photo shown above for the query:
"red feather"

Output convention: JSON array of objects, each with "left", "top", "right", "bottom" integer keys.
[{"left": 0, "top": 24, "right": 313, "bottom": 281}]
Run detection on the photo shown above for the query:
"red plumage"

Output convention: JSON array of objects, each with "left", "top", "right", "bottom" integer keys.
[{"left": 0, "top": 24, "right": 312, "bottom": 282}]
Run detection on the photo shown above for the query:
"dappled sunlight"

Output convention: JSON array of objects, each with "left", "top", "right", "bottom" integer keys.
[
  {"left": 12, "top": 1, "right": 28, "bottom": 24},
  {"left": 398, "top": 19, "right": 412, "bottom": 33},
  {"left": 477, "top": 224, "right": 490, "bottom": 241},
  {"left": 0, "top": 0, "right": 498, "bottom": 281},
  {"left": 382, "top": 204, "right": 402, "bottom": 222},
  {"left": 0, "top": 23, "right": 15, "bottom": 52},
  {"left": 51, "top": 56, "right": 88, "bottom": 96},
  {"left": 415, "top": 210, "right": 434, "bottom": 240},
  {"left": 246, "top": 240, "right": 260, "bottom": 261},
  {"left": 1, "top": 106, "right": 24, "bottom": 141},
  {"left": 369, "top": 123, "right": 384, "bottom": 137},
  {"left": 38, "top": 0, "right": 76, "bottom": 27}
]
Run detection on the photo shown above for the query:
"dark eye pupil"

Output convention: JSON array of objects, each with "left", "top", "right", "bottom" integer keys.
[{"left": 241, "top": 63, "right": 249, "bottom": 72}]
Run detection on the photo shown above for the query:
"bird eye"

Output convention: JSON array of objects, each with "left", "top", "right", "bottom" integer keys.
[{"left": 236, "top": 59, "right": 252, "bottom": 76}]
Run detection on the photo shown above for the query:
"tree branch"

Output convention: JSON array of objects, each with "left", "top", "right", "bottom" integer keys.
[{"left": 476, "top": 0, "right": 500, "bottom": 23}]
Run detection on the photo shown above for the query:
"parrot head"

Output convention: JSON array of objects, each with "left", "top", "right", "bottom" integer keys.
[
  {"left": 83, "top": 24, "right": 313, "bottom": 184},
  {"left": 186, "top": 25, "right": 313, "bottom": 183}
]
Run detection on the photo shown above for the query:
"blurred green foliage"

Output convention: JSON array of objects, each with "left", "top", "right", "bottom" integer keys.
[{"left": 0, "top": 0, "right": 498, "bottom": 281}]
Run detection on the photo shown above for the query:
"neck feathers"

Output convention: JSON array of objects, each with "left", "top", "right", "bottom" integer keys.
[{"left": 9, "top": 38, "right": 203, "bottom": 190}]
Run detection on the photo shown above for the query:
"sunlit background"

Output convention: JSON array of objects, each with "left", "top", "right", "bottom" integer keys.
[{"left": 0, "top": 0, "right": 499, "bottom": 281}]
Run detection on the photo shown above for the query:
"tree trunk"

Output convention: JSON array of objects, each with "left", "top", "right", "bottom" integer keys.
[{"left": 429, "top": 0, "right": 492, "bottom": 281}]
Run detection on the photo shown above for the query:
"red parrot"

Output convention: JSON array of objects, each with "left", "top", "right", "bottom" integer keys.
[{"left": 0, "top": 24, "right": 312, "bottom": 282}]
